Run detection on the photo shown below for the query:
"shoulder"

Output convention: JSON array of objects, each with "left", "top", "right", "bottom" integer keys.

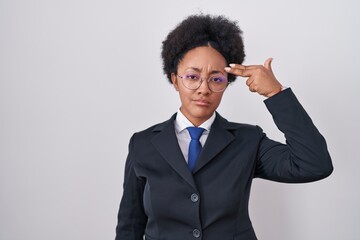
[
  {"left": 214, "top": 112, "right": 263, "bottom": 136},
  {"left": 215, "top": 112, "right": 259, "bottom": 129},
  {"left": 130, "top": 113, "right": 176, "bottom": 141}
]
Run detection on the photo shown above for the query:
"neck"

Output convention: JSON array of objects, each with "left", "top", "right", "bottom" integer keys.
[{"left": 179, "top": 109, "right": 213, "bottom": 127}]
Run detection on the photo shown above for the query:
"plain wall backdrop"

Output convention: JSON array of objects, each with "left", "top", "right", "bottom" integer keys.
[{"left": 1, "top": 0, "right": 359, "bottom": 239}]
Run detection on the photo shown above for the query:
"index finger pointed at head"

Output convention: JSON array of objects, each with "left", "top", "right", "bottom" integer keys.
[
  {"left": 229, "top": 63, "right": 246, "bottom": 69},
  {"left": 225, "top": 66, "right": 252, "bottom": 77}
]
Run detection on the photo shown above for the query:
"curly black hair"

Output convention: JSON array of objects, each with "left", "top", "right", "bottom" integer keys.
[{"left": 161, "top": 14, "right": 245, "bottom": 83}]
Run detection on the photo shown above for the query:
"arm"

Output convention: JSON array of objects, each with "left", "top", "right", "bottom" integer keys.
[
  {"left": 115, "top": 134, "right": 147, "bottom": 240},
  {"left": 255, "top": 88, "right": 333, "bottom": 182},
  {"left": 225, "top": 58, "right": 333, "bottom": 182}
]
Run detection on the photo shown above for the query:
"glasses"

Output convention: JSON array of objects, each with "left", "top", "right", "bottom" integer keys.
[{"left": 177, "top": 72, "right": 229, "bottom": 92}]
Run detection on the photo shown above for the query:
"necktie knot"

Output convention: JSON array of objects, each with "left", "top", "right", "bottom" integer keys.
[{"left": 187, "top": 127, "right": 205, "bottom": 140}]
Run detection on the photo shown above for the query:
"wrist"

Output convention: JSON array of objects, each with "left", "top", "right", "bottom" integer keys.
[{"left": 266, "top": 85, "right": 282, "bottom": 97}]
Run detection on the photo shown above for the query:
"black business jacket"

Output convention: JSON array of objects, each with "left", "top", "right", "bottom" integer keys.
[{"left": 115, "top": 89, "right": 333, "bottom": 240}]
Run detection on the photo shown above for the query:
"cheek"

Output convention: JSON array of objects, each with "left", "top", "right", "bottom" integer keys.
[
  {"left": 178, "top": 88, "right": 193, "bottom": 100},
  {"left": 213, "top": 93, "right": 224, "bottom": 105}
]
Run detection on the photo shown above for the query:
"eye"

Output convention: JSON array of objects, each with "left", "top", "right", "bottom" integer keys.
[
  {"left": 184, "top": 74, "right": 200, "bottom": 81},
  {"left": 211, "top": 76, "right": 227, "bottom": 84}
]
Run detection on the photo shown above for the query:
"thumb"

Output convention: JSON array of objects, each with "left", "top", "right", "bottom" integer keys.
[{"left": 264, "top": 57, "right": 273, "bottom": 71}]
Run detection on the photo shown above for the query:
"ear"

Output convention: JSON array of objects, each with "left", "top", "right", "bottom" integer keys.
[{"left": 171, "top": 73, "right": 179, "bottom": 91}]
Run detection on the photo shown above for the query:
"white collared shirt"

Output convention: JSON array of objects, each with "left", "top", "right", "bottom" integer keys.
[{"left": 174, "top": 110, "right": 216, "bottom": 163}]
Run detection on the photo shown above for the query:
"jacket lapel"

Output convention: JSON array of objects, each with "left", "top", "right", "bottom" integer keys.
[
  {"left": 193, "top": 113, "right": 236, "bottom": 174},
  {"left": 150, "top": 114, "right": 197, "bottom": 190}
]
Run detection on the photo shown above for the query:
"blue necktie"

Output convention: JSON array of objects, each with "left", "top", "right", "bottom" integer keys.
[{"left": 187, "top": 127, "right": 205, "bottom": 172}]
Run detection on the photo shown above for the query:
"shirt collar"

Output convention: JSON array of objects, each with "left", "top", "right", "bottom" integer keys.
[{"left": 174, "top": 109, "right": 216, "bottom": 134}]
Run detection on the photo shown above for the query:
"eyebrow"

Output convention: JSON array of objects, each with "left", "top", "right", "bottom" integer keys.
[{"left": 186, "top": 67, "right": 225, "bottom": 75}]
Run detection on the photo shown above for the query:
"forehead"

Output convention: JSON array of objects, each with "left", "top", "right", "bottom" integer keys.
[{"left": 178, "top": 46, "right": 227, "bottom": 71}]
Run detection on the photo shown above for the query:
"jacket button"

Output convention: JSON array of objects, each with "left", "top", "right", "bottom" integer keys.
[
  {"left": 192, "top": 229, "right": 201, "bottom": 238},
  {"left": 190, "top": 193, "right": 199, "bottom": 202}
]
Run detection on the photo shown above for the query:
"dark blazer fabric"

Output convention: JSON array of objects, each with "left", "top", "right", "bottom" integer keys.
[{"left": 115, "top": 89, "right": 333, "bottom": 240}]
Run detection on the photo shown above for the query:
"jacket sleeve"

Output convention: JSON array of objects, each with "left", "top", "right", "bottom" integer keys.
[
  {"left": 254, "top": 88, "right": 333, "bottom": 183},
  {"left": 115, "top": 134, "right": 147, "bottom": 240}
]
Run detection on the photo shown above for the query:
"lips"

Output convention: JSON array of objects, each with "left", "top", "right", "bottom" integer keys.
[{"left": 193, "top": 99, "right": 210, "bottom": 106}]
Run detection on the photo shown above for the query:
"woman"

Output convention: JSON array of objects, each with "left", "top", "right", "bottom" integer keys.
[{"left": 115, "top": 14, "right": 333, "bottom": 240}]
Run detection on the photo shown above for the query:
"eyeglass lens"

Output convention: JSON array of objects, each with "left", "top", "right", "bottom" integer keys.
[{"left": 181, "top": 73, "right": 228, "bottom": 92}]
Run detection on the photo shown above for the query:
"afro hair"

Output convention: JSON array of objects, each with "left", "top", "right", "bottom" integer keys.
[{"left": 161, "top": 14, "right": 245, "bottom": 83}]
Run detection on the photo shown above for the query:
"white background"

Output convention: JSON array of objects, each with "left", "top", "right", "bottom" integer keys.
[{"left": 1, "top": 0, "right": 359, "bottom": 239}]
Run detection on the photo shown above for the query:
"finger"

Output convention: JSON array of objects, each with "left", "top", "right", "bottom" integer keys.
[
  {"left": 248, "top": 84, "right": 257, "bottom": 92},
  {"left": 229, "top": 64, "right": 259, "bottom": 70},
  {"left": 246, "top": 76, "right": 255, "bottom": 86},
  {"left": 264, "top": 58, "right": 273, "bottom": 71},
  {"left": 225, "top": 67, "right": 256, "bottom": 77}
]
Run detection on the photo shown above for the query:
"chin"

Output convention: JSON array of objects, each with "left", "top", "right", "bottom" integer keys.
[{"left": 192, "top": 110, "right": 214, "bottom": 120}]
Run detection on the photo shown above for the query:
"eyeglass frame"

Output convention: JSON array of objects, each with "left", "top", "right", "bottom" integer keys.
[{"left": 176, "top": 73, "right": 229, "bottom": 92}]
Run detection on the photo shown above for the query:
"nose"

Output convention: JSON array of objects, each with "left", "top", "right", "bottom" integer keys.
[{"left": 196, "top": 78, "right": 211, "bottom": 95}]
